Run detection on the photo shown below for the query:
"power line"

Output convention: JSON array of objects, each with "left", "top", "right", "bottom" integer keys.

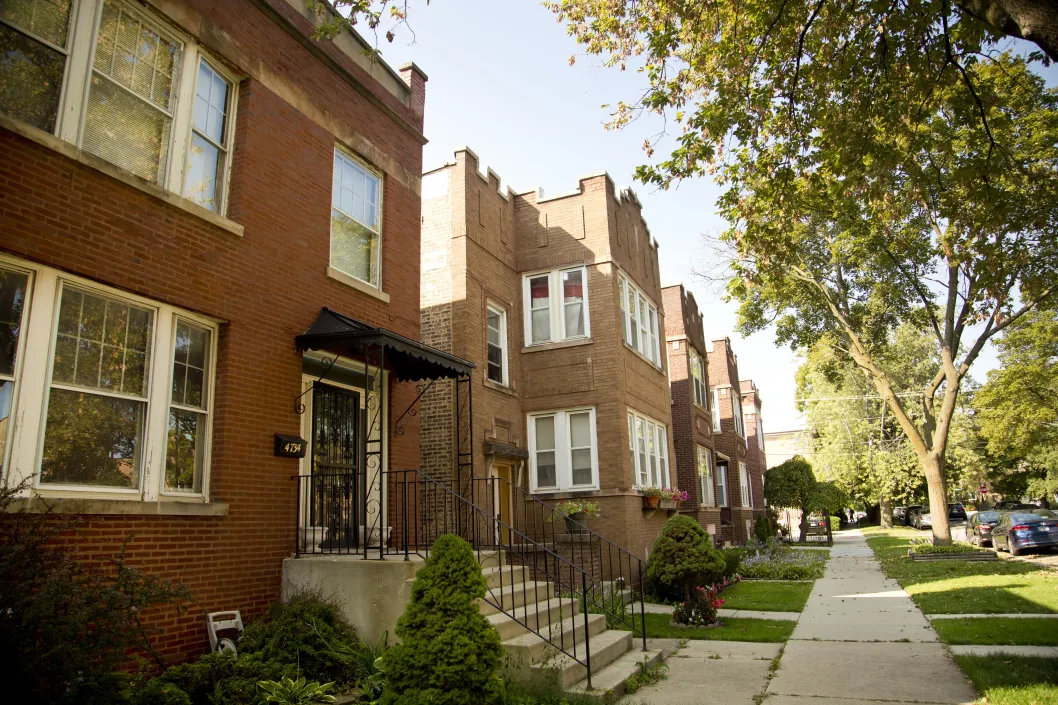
[{"left": 796, "top": 392, "right": 924, "bottom": 403}]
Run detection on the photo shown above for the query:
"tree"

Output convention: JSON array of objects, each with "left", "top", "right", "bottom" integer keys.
[
  {"left": 380, "top": 534, "right": 505, "bottom": 705},
  {"left": 646, "top": 515, "right": 726, "bottom": 602},
  {"left": 549, "top": 0, "right": 1058, "bottom": 543},
  {"left": 974, "top": 308, "right": 1058, "bottom": 503},
  {"left": 764, "top": 457, "right": 817, "bottom": 542}
]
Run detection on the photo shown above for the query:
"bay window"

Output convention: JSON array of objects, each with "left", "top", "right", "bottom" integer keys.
[
  {"left": 522, "top": 267, "right": 590, "bottom": 346},
  {"left": 331, "top": 146, "right": 383, "bottom": 288},
  {"left": 739, "top": 461, "right": 751, "bottom": 507},
  {"left": 627, "top": 409, "right": 670, "bottom": 489},
  {"left": 0, "top": 256, "right": 218, "bottom": 500},
  {"left": 0, "top": 0, "right": 239, "bottom": 212},
  {"left": 697, "top": 445, "right": 714, "bottom": 506},
  {"left": 690, "top": 349, "right": 707, "bottom": 408},
  {"left": 618, "top": 275, "right": 660, "bottom": 366},
  {"left": 528, "top": 407, "right": 598, "bottom": 492}
]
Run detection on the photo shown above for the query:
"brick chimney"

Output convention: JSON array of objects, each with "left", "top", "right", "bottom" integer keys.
[{"left": 398, "top": 62, "right": 428, "bottom": 125}]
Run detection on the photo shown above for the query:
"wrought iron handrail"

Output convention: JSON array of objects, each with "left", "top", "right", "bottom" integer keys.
[{"left": 470, "top": 476, "right": 648, "bottom": 651}]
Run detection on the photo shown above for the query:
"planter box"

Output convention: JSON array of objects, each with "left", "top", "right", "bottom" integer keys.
[
  {"left": 659, "top": 500, "right": 676, "bottom": 510},
  {"left": 643, "top": 496, "right": 661, "bottom": 510},
  {"left": 908, "top": 550, "right": 997, "bottom": 562}
]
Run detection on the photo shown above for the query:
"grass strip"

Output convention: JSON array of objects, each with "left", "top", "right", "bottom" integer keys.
[
  {"left": 635, "top": 613, "right": 794, "bottom": 642},
  {"left": 933, "top": 617, "right": 1058, "bottom": 646},
  {"left": 953, "top": 655, "right": 1058, "bottom": 705},
  {"left": 720, "top": 580, "right": 813, "bottom": 612}
]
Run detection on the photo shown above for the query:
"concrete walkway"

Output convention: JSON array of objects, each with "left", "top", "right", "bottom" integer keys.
[{"left": 765, "top": 529, "right": 978, "bottom": 705}]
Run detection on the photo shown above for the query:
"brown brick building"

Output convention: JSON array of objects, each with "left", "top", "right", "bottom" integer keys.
[
  {"left": 0, "top": 0, "right": 448, "bottom": 662},
  {"left": 740, "top": 379, "right": 768, "bottom": 521},
  {"left": 419, "top": 149, "right": 677, "bottom": 558}
]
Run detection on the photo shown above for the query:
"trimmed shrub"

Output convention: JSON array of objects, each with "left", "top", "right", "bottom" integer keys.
[
  {"left": 379, "top": 534, "right": 505, "bottom": 705},
  {"left": 910, "top": 542, "right": 983, "bottom": 555},
  {"left": 646, "top": 516, "right": 726, "bottom": 603},
  {"left": 829, "top": 516, "right": 841, "bottom": 532},
  {"left": 129, "top": 679, "right": 193, "bottom": 705},
  {"left": 754, "top": 514, "right": 773, "bottom": 543},
  {"left": 721, "top": 547, "right": 743, "bottom": 578}
]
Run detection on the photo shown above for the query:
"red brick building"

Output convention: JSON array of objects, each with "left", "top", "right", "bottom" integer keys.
[
  {"left": 0, "top": 0, "right": 449, "bottom": 662},
  {"left": 740, "top": 379, "right": 768, "bottom": 526}
]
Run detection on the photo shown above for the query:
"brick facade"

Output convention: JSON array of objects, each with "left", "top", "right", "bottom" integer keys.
[
  {"left": 740, "top": 379, "right": 768, "bottom": 536},
  {"left": 419, "top": 150, "right": 674, "bottom": 559},
  {"left": 0, "top": 0, "right": 428, "bottom": 663}
]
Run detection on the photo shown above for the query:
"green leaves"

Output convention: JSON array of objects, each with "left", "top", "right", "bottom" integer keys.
[{"left": 257, "top": 677, "right": 337, "bottom": 705}]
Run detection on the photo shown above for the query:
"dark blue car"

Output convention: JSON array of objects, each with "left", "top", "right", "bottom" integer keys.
[{"left": 991, "top": 511, "right": 1058, "bottom": 556}]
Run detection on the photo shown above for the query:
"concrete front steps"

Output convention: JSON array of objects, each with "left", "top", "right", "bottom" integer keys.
[{"left": 477, "top": 559, "right": 664, "bottom": 703}]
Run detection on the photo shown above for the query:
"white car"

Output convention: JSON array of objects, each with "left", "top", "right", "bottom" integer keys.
[{"left": 915, "top": 512, "right": 933, "bottom": 529}]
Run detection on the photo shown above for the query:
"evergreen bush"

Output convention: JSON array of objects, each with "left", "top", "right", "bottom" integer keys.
[
  {"left": 754, "top": 514, "right": 773, "bottom": 543},
  {"left": 379, "top": 534, "right": 505, "bottom": 705},
  {"left": 646, "top": 516, "right": 726, "bottom": 603}
]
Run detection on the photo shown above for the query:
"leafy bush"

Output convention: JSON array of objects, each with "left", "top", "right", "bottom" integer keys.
[
  {"left": 720, "top": 547, "right": 743, "bottom": 579},
  {"left": 737, "top": 543, "right": 827, "bottom": 580},
  {"left": 754, "top": 514, "right": 773, "bottom": 543},
  {"left": 379, "top": 534, "right": 505, "bottom": 705},
  {"left": 672, "top": 584, "right": 725, "bottom": 626},
  {"left": 129, "top": 679, "right": 193, "bottom": 705},
  {"left": 0, "top": 483, "right": 192, "bottom": 705},
  {"left": 910, "top": 542, "right": 983, "bottom": 555},
  {"left": 829, "top": 516, "right": 841, "bottom": 532},
  {"left": 257, "top": 676, "right": 337, "bottom": 704},
  {"left": 646, "top": 516, "right": 726, "bottom": 603}
]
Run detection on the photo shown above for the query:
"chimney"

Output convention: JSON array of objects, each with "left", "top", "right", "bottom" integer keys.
[{"left": 399, "top": 62, "right": 428, "bottom": 125}]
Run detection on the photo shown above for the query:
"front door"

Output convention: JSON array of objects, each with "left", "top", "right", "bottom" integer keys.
[
  {"left": 311, "top": 382, "right": 361, "bottom": 549},
  {"left": 492, "top": 462, "right": 514, "bottom": 544}
]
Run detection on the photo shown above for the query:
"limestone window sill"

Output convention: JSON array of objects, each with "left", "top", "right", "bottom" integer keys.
[
  {"left": 327, "top": 267, "right": 391, "bottom": 303},
  {"left": 1, "top": 113, "right": 244, "bottom": 238},
  {"left": 521, "top": 337, "right": 592, "bottom": 354},
  {"left": 9, "top": 496, "right": 230, "bottom": 517},
  {"left": 482, "top": 377, "right": 517, "bottom": 396}
]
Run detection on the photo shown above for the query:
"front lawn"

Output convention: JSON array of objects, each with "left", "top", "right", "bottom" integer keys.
[
  {"left": 954, "top": 655, "right": 1058, "bottom": 705},
  {"left": 720, "top": 580, "right": 813, "bottom": 612},
  {"left": 634, "top": 613, "right": 795, "bottom": 642},
  {"left": 862, "top": 528, "right": 1058, "bottom": 614},
  {"left": 933, "top": 618, "right": 1058, "bottom": 646}
]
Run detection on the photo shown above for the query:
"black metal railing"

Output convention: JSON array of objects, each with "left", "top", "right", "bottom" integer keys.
[{"left": 293, "top": 470, "right": 648, "bottom": 687}]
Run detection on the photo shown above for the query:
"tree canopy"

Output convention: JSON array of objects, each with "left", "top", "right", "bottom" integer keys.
[{"left": 764, "top": 456, "right": 846, "bottom": 540}]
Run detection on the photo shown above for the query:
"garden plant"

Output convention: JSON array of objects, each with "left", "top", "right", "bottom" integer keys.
[{"left": 646, "top": 515, "right": 726, "bottom": 603}]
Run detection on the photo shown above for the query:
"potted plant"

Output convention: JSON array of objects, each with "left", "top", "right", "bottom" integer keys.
[
  {"left": 642, "top": 486, "right": 663, "bottom": 509},
  {"left": 552, "top": 500, "right": 601, "bottom": 533},
  {"left": 661, "top": 488, "right": 689, "bottom": 509}
]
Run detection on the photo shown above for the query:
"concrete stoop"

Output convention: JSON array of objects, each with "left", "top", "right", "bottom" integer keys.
[{"left": 480, "top": 554, "right": 664, "bottom": 703}]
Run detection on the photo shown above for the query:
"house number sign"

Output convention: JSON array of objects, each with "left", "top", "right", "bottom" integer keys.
[{"left": 274, "top": 434, "right": 307, "bottom": 458}]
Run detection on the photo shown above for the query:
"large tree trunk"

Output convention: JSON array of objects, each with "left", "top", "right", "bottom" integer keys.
[
  {"left": 798, "top": 509, "right": 809, "bottom": 544},
  {"left": 956, "top": 0, "right": 1058, "bottom": 62},
  {"left": 880, "top": 497, "right": 894, "bottom": 528},
  {"left": 922, "top": 454, "right": 953, "bottom": 545}
]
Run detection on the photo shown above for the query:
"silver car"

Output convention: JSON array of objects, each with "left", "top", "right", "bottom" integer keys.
[{"left": 915, "top": 511, "right": 933, "bottom": 529}]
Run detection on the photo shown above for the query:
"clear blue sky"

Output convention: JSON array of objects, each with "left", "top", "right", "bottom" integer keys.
[{"left": 384, "top": 0, "right": 1056, "bottom": 434}]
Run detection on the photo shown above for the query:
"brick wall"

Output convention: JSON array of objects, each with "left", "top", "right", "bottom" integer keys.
[
  {"left": 740, "top": 381, "right": 767, "bottom": 526},
  {"left": 0, "top": 0, "right": 426, "bottom": 664}
]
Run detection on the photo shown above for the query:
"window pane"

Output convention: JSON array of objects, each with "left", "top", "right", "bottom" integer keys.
[
  {"left": 184, "top": 132, "right": 221, "bottom": 211},
  {"left": 534, "top": 415, "right": 555, "bottom": 450},
  {"left": 193, "top": 60, "right": 227, "bottom": 143},
  {"left": 569, "top": 411, "right": 590, "bottom": 447},
  {"left": 1, "top": 0, "right": 72, "bottom": 47},
  {"left": 628, "top": 413, "right": 636, "bottom": 485},
  {"left": 534, "top": 416, "right": 556, "bottom": 487},
  {"left": 0, "top": 381, "right": 12, "bottom": 474},
  {"left": 166, "top": 407, "right": 205, "bottom": 493},
  {"left": 41, "top": 388, "right": 144, "bottom": 488},
  {"left": 486, "top": 308, "right": 501, "bottom": 347},
  {"left": 92, "top": 0, "right": 179, "bottom": 111},
  {"left": 562, "top": 270, "right": 585, "bottom": 338},
  {"left": 52, "top": 287, "right": 153, "bottom": 397},
  {"left": 84, "top": 74, "right": 173, "bottom": 184},
  {"left": 332, "top": 150, "right": 380, "bottom": 231},
  {"left": 571, "top": 448, "right": 592, "bottom": 486},
  {"left": 486, "top": 345, "right": 502, "bottom": 384},
  {"left": 331, "top": 209, "right": 379, "bottom": 286},
  {"left": 564, "top": 301, "right": 583, "bottom": 339},
  {"left": 0, "top": 269, "right": 29, "bottom": 376},
  {"left": 0, "top": 21, "right": 66, "bottom": 132},
  {"left": 627, "top": 288, "right": 638, "bottom": 348},
  {"left": 530, "top": 276, "right": 549, "bottom": 307},
  {"left": 531, "top": 309, "right": 550, "bottom": 343},
  {"left": 535, "top": 451, "right": 556, "bottom": 487},
  {"left": 636, "top": 418, "right": 646, "bottom": 486},
  {"left": 171, "top": 320, "right": 210, "bottom": 409}
]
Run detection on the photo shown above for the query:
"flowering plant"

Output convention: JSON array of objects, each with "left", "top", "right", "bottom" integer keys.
[
  {"left": 641, "top": 486, "right": 665, "bottom": 498},
  {"left": 551, "top": 500, "right": 601, "bottom": 518},
  {"left": 672, "top": 584, "right": 726, "bottom": 626},
  {"left": 661, "top": 488, "right": 689, "bottom": 503}
]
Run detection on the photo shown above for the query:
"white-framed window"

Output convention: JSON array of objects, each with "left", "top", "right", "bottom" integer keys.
[
  {"left": 522, "top": 266, "right": 589, "bottom": 346},
  {"left": 332, "top": 146, "right": 383, "bottom": 289},
  {"left": 0, "top": 265, "right": 32, "bottom": 478},
  {"left": 627, "top": 408, "right": 670, "bottom": 489},
  {"left": 733, "top": 392, "right": 745, "bottom": 437},
  {"left": 485, "top": 303, "right": 507, "bottom": 386},
  {"left": 0, "top": 0, "right": 240, "bottom": 213},
  {"left": 0, "top": 255, "right": 218, "bottom": 501},
  {"left": 528, "top": 407, "right": 598, "bottom": 492},
  {"left": 711, "top": 388, "right": 721, "bottom": 432},
  {"left": 716, "top": 460, "right": 729, "bottom": 507},
  {"left": 697, "top": 445, "right": 714, "bottom": 507},
  {"left": 690, "top": 349, "right": 708, "bottom": 408},
  {"left": 618, "top": 275, "right": 661, "bottom": 366},
  {"left": 739, "top": 461, "right": 751, "bottom": 507}
]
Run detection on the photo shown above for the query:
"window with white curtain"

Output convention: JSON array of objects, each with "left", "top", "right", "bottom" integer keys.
[
  {"left": 739, "top": 461, "right": 751, "bottom": 507},
  {"left": 618, "top": 275, "right": 660, "bottom": 366},
  {"left": 690, "top": 349, "right": 708, "bottom": 408},
  {"left": 0, "top": 0, "right": 239, "bottom": 211},
  {"left": 331, "top": 147, "right": 383, "bottom": 288},
  {"left": 716, "top": 460, "right": 730, "bottom": 507},
  {"left": 627, "top": 409, "right": 670, "bottom": 489},
  {"left": 0, "top": 256, "right": 218, "bottom": 499},
  {"left": 522, "top": 267, "right": 589, "bottom": 346},
  {"left": 528, "top": 408, "right": 598, "bottom": 492},
  {"left": 697, "top": 445, "right": 714, "bottom": 506}
]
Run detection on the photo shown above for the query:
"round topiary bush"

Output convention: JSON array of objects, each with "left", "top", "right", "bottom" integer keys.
[
  {"left": 646, "top": 516, "right": 726, "bottom": 603},
  {"left": 379, "top": 534, "right": 505, "bottom": 705}
]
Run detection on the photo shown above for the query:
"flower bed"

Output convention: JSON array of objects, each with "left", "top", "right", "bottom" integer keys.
[{"left": 737, "top": 541, "right": 827, "bottom": 580}]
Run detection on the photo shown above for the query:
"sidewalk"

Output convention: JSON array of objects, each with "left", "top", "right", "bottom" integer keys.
[{"left": 765, "top": 529, "right": 978, "bottom": 705}]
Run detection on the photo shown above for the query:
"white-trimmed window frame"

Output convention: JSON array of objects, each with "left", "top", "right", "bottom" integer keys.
[
  {"left": 711, "top": 389, "right": 721, "bottom": 432},
  {"left": 0, "top": 261, "right": 35, "bottom": 482},
  {"left": 330, "top": 144, "right": 384, "bottom": 290},
  {"left": 627, "top": 408, "right": 670, "bottom": 490},
  {"left": 1, "top": 0, "right": 241, "bottom": 214},
  {"left": 689, "top": 348, "right": 708, "bottom": 409},
  {"left": 522, "top": 266, "right": 590, "bottom": 347},
  {"left": 697, "top": 445, "right": 714, "bottom": 507},
  {"left": 0, "top": 254, "right": 219, "bottom": 502},
  {"left": 618, "top": 275, "right": 661, "bottom": 367},
  {"left": 738, "top": 461, "right": 751, "bottom": 507},
  {"left": 485, "top": 302, "right": 508, "bottom": 386},
  {"left": 527, "top": 407, "right": 599, "bottom": 493},
  {"left": 716, "top": 459, "right": 730, "bottom": 507},
  {"left": 733, "top": 392, "right": 745, "bottom": 438}
]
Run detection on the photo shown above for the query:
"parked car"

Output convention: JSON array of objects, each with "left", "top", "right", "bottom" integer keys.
[
  {"left": 948, "top": 503, "right": 967, "bottom": 521},
  {"left": 904, "top": 505, "right": 924, "bottom": 526},
  {"left": 894, "top": 506, "right": 909, "bottom": 523},
  {"left": 806, "top": 515, "right": 828, "bottom": 534},
  {"left": 968, "top": 510, "right": 1003, "bottom": 547},
  {"left": 914, "top": 511, "right": 933, "bottom": 530},
  {"left": 991, "top": 512, "right": 1058, "bottom": 556},
  {"left": 993, "top": 500, "right": 1033, "bottom": 511}
]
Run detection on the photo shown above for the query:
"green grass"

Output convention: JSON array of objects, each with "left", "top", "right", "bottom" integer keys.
[
  {"left": 933, "top": 618, "right": 1058, "bottom": 646},
  {"left": 862, "top": 527, "right": 1058, "bottom": 614},
  {"left": 954, "top": 655, "right": 1058, "bottom": 705},
  {"left": 720, "top": 580, "right": 813, "bottom": 612},
  {"left": 634, "top": 612, "right": 795, "bottom": 642}
]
